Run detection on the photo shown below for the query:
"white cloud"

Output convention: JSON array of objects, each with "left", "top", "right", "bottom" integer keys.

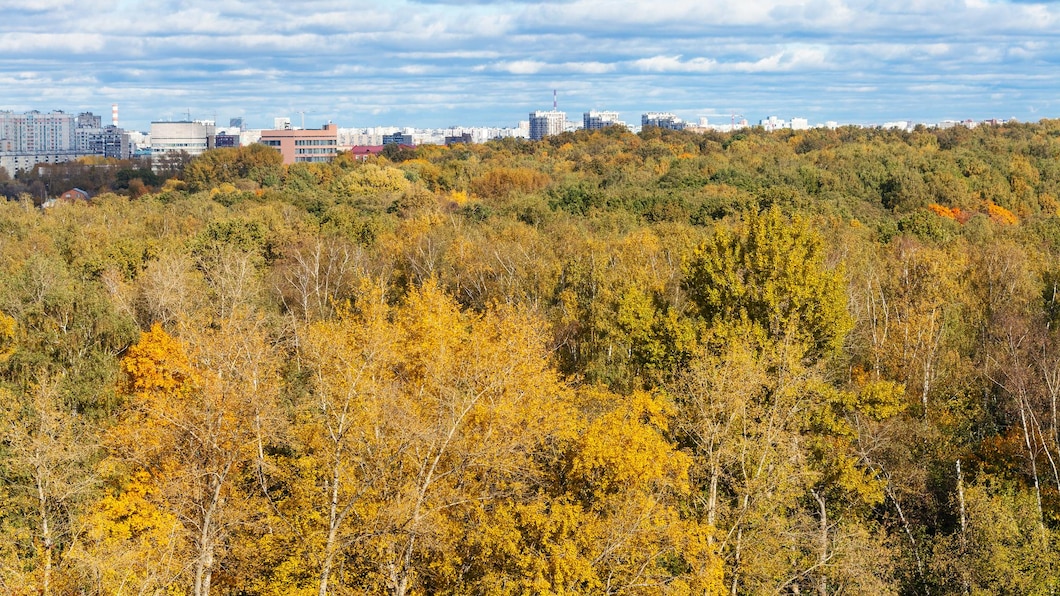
[
  {"left": 401, "top": 50, "right": 503, "bottom": 59},
  {"left": 323, "top": 65, "right": 372, "bottom": 76},
  {"left": 0, "top": 0, "right": 78, "bottom": 9},
  {"left": 632, "top": 55, "right": 718, "bottom": 73},
  {"left": 630, "top": 48, "right": 827, "bottom": 74},
  {"left": 734, "top": 48, "right": 830, "bottom": 72},
  {"left": 0, "top": 33, "right": 107, "bottom": 54},
  {"left": 567, "top": 61, "right": 615, "bottom": 74},
  {"left": 0, "top": 0, "right": 1058, "bottom": 128},
  {"left": 499, "top": 60, "right": 547, "bottom": 74},
  {"left": 824, "top": 85, "right": 878, "bottom": 93},
  {"left": 222, "top": 68, "right": 284, "bottom": 77},
  {"left": 485, "top": 60, "right": 618, "bottom": 74}
]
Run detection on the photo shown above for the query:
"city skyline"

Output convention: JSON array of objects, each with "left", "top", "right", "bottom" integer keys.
[{"left": 1, "top": 0, "right": 1058, "bottom": 131}]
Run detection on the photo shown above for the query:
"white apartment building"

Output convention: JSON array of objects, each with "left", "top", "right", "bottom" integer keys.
[
  {"left": 529, "top": 110, "right": 566, "bottom": 140},
  {"left": 641, "top": 112, "right": 684, "bottom": 130},
  {"left": 760, "top": 116, "right": 786, "bottom": 131},
  {"left": 0, "top": 110, "right": 111, "bottom": 176},
  {"left": 584, "top": 110, "right": 621, "bottom": 131},
  {"left": 0, "top": 110, "right": 76, "bottom": 154}
]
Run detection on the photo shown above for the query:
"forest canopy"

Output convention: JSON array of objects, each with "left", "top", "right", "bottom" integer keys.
[{"left": 4, "top": 120, "right": 1060, "bottom": 594}]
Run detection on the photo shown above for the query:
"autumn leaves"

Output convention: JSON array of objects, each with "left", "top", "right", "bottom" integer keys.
[
  {"left": 7, "top": 121, "right": 1060, "bottom": 593},
  {"left": 98, "top": 282, "right": 723, "bottom": 595}
]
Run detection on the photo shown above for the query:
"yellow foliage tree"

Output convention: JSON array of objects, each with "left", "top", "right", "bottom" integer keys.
[
  {"left": 108, "top": 318, "right": 282, "bottom": 596},
  {"left": 74, "top": 470, "right": 184, "bottom": 594},
  {"left": 264, "top": 280, "right": 723, "bottom": 595},
  {"left": 281, "top": 280, "right": 571, "bottom": 595}
]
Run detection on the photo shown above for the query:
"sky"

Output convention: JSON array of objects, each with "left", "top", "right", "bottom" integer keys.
[{"left": 1, "top": 0, "right": 1058, "bottom": 131}]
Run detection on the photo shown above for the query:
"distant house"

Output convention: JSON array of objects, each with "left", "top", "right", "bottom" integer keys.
[
  {"left": 40, "top": 187, "right": 92, "bottom": 210},
  {"left": 60, "top": 188, "right": 91, "bottom": 202},
  {"left": 347, "top": 146, "right": 387, "bottom": 161}
]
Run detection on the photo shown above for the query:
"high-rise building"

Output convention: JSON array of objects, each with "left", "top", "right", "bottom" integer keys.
[
  {"left": 0, "top": 110, "right": 76, "bottom": 154},
  {"left": 75, "top": 125, "right": 130, "bottom": 159},
  {"left": 583, "top": 110, "right": 621, "bottom": 131},
  {"left": 214, "top": 133, "right": 240, "bottom": 148},
  {"left": 529, "top": 110, "right": 565, "bottom": 141},
  {"left": 77, "top": 112, "right": 102, "bottom": 129},
  {"left": 760, "top": 116, "right": 781, "bottom": 130},
  {"left": 641, "top": 112, "right": 685, "bottom": 131},
  {"left": 0, "top": 110, "right": 84, "bottom": 176},
  {"left": 69, "top": 111, "right": 131, "bottom": 159}
]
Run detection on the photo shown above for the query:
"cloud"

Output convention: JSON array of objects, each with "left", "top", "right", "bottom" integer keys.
[
  {"left": 1, "top": 0, "right": 1059, "bottom": 129},
  {"left": 632, "top": 56, "right": 718, "bottom": 73},
  {"left": 0, "top": 0, "right": 83, "bottom": 10},
  {"left": 631, "top": 48, "right": 828, "bottom": 74},
  {"left": 406, "top": 0, "right": 571, "bottom": 4},
  {"left": 483, "top": 60, "right": 617, "bottom": 74},
  {"left": 0, "top": 33, "right": 107, "bottom": 54}
]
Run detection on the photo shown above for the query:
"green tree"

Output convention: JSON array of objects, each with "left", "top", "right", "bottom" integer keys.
[
  {"left": 0, "top": 375, "right": 98, "bottom": 595},
  {"left": 684, "top": 206, "right": 852, "bottom": 362},
  {"left": 183, "top": 144, "right": 284, "bottom": 192}
]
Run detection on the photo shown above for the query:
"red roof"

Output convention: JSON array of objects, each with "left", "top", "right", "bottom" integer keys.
[{"left": 348, "top": 146, "right": 386, "bottom": 156}]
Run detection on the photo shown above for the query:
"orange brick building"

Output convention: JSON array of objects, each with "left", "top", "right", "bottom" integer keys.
[{"left": 259, "top": 123, "right": 338, "bottom": 165}]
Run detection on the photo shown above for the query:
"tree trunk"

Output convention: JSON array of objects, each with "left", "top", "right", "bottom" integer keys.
[
  {"left": 881, "top": 480, "right": 929, "bottom": 594},
  {"left": 319, "top": 552, "right": 335, "bottom": 596},
  {"left": 194, "top": 477, "right": 223, "bottom": 596},
  {"left": 193, "top": 539, "right": 214, "bottom": 596},
  {"left": 730, "top": 525, "right": 742, "bottom": 596},
  {"left": 813, "top": 490, "right": 828, "bottom": 596},
  {"left": 319, "top": 455, "right": 344, "bottom": 596},
  {"left": 1018, "top": 394, "right": 1048, "bottom": 541},
  {"left": 36, "top": 467, "right": 52, "bottom": 596},
  {"left": 707, "top": 463, "right": 719, "bottom": 537}
]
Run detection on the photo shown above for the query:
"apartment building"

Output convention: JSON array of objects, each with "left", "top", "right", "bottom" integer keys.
[
  {"left": 529, "top": 110, "right": 566, "bottom": 140},
  {"left": 0, "top": 110, "right": 96, "bottom": 175},
  {"left": 583, "top": 110, "right": 621, "bottom": 131},
  {"left": 641, "top": 112, "right": 685, "bottom": 131}
]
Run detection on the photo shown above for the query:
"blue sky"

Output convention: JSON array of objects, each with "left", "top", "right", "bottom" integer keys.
[{"left": 1, "top": 0, "right": 1058, "bottom": 131}]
